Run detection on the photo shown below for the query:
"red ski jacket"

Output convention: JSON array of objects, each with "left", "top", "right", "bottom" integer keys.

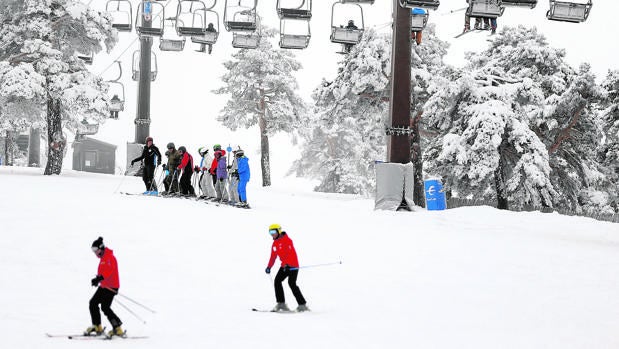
[
  {"left": 267, "top": 233, "right": 299, "bottom": 269},
  {"left": 177, "top": 152, "right": 194, "bottom": 173},
  {"left": 98, "top": 248, "right": 120, "bottom": 289}
]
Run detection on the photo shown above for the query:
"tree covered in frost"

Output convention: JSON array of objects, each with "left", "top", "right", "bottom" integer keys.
[
  {"left": 290, "top": 29, "right": 390, "bottom": 195},
  {"left": 425, "top": 26, "right": 559, "bottom": 209},
  {"left": 425, "top": 26, "right": 613, "bottom": 212},
  {"left": 598, "top": 70, "right": 619, "bottom": 211},
  {"left": 410, "top": 24, "right": 451, "bottom": 205},
  {"left": 0, "top": 0, "right": 116, "bottom": 174},
  {"left": 213, "top": 25, "right": 306, "bottom": 187}
]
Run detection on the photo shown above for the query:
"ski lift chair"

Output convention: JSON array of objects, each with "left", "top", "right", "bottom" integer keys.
[
  {"left": 160, "top": 18, "right": 186, "bottom": 51},
  {"left": 277, "top": 0, "right": 312, "bottom": 20},
  {"left": 411, "top": 10, "right": 429, "bottom": 31},
  {"left": 191, "top": 10, "right": 220, "bottom": 47},
  {"left": 330, "top": 1, "right": 364, "bottom": 47},
  {"left": 279, "top": 18, "right": 311, "bottom": 49},
  {"left": 78, "top": 119, "right": 100, "bottom": 137},
  {"left": 467, "top": 0, "right": 505, "bottom": 18},
  {"left": 232, "top": 31, "right": 260, "bottom": 49},
  {"left": 106, "top": 0, "right": 133, "bottom": 32},
  {"left": 108, "top": 81, "right": 125, "bottom": 119},
  {"left": 77, "top": 52, "right": 93, "bottom": 65},
  {"left": 502, "top": 0, "right": 537, "bottom": 8},
  {"left": 176, "top": 0, "right": 209, "bottom": 36},
  {"left": 135, "top": 1, "right": 165, "bottom": 37},
  {"left": 224, "top": 0, "right": 258, "bottom": 31},
  {"left": 400, "top": 0, "right": 440, "bottom": 10},
  {"left": 546, "top": 0, "right": 592, "bottom": 22},
  {"left": 132, "top": 50, "right": 158, "bottom": 81}
]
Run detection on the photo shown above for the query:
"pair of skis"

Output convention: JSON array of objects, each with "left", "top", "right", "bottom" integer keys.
[{"left": 45, "top": 332, "right": 147, "bottom": 340}]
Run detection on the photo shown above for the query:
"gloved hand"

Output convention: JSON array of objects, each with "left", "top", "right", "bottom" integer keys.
[
  {"left": 130, "top": 160, "right": 135, "bottom": 166},
  {"left": 265, "top": 267, "right": 271, "bottom": 274},
  {"left": 162, "top": 164, "right": 167, "bottom": 170},
  {"left": 283, "top": 265, "right": 290, "bottom": 273},
  {"left": 91, "top": 275, "right": 104, "bottom": 287},
  {"left": 227, "top": 165, "right": 232, "bottom": 169},
  {"left": 157, "top": 162, "right": 162, "bottom": 167},
  {"left": 219, "top": 178, "right": 224, "bottom": 182},
  {"left": 194, "top": 166, "right": 200, "bottom": 173}
]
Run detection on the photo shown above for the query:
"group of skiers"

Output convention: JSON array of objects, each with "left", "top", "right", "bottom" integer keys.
[
  {"left": 130, "top": 137, "right": 251, "bottom": 208},
  {"left": 86, "top": 227, "right": 308, "bottom": 337}
]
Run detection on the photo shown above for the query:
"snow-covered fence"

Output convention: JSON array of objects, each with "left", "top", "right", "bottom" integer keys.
[{"left": 447, "top": 198, "right": 619, "bottom": 224}]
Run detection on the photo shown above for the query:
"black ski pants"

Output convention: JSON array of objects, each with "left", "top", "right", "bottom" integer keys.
[
  {"left": 179, "top": 170, "right": 194, "bottom": 195},
  {"left": 89, "top": 287, "right": 122, "bottom": 328},
  {"left": 274, "top": 267, "right": 306, "bottom": 305},
  {"left": 142, "top": 165, "right": 157, "bottom": 191}
]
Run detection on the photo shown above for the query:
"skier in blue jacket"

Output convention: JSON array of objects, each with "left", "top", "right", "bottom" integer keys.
[{"left": 236, "top": 149, "right": 250, "bottom": 208}]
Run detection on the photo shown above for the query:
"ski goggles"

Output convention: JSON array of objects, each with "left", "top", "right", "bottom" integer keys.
[
  {"left": 269, "top": 229, "right": 279, "bottom": 236},
  {"left": 91, "top": 246, "right": 100, "bottom": 252}
]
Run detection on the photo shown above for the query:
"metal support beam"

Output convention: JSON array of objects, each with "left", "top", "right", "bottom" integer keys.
[
  {"left": 135, "top": 2, "right": 152, "bottom": 144},
  {"left": 387, "top": 0, "right": 412, "bottom": 164}
]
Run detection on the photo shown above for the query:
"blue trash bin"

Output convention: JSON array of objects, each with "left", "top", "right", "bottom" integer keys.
[{"left": 424, "top": 179, "right": 446, "bottom": 210}]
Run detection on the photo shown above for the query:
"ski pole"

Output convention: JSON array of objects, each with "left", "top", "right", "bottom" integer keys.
[
  {"left": 289, "top": 261, "right": 343, "bottom": 271},
  {"left": 115, "top": 299, "right": 147, "bottom": 324},
  {"left": 105, "top": 287, "right": 157, "bottom": 313},
  {"left": 113, "top": 164, "right": 134, "bottom": 193}
]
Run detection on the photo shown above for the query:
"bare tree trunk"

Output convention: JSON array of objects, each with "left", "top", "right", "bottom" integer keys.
[
  {"left": 410, "top": 110, "right": 425, "bottom": 207},
  {"left": 258, "top": 89, "right": 271, "bottom": 187},
  {"left": 495, "top": 138, "right": 509, "bottom": 210},
  {"left": 4, "top": 131, "right": 16, "bottom": 166},
  {"left": 44, "top": 97, "right": 65, "bottom": 175}
]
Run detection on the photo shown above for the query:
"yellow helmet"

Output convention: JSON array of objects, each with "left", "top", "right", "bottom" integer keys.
[{"left": 268, "top": 224, "right": 282, "bottom": 235}]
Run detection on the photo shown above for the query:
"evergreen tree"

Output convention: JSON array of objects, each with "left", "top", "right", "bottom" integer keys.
[
  {"left": 0, "top": 0, "right": 117, "bottom": 174},
  {"left": 410, "top": 24, "right": 451, "bottom": 206},
  {"left": 291, "top": 29, "right": 390, "bottom": 195},
  {"left": 213, "top": 25, "right": 306, "bottom": 187},
  {"left": 424, "top": 26, "right": 558, "bottom": 209},
  {"left": 599, "top": 69, "right": 619, "bottom": 212}
]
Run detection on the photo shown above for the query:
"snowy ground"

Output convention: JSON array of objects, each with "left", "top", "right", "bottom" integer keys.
[{"left": 1, "top": 167, "right": 619, "bottom": 348}]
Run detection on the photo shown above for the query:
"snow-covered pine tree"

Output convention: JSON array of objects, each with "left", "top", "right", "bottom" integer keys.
[
  {"left": 0, "top": 0, "right": 117, "bottom": 174},
  {"left": 291, "top": 28, "right": 390, "bottom": 195},
  {"left": 424, "top": 26, "right": 558, "bottom": 210},
  {"left": 213, "top": 25, "right": 306, "bottom": 187},
  {"left": 410, "top": 24, "right": 451, "bottom": 206},
  {"left": 598, "top": 69, "right": 619, "bottom": 212},
  {"left": 0, "top": 61, "right": 46, "bottom": 165}
]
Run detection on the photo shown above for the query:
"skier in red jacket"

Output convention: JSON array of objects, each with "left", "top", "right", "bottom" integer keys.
[
  {"left": 84, "top": 237, "right": 125, "bottom": 338},
  {"left": 265, "top": 224, "right": 309, "bottom": 312}
]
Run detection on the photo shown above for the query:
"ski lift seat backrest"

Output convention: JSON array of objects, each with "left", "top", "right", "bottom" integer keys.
[
  {"left": 467, "top": 0, "right": 505, "bottom": 18},
  {"left": 280, "top": 34, "right": 310, "bottom": 49},
  {"left": 546, "top": 0, "right": 591, "bottom": 22},
  {"left": 192, "top": 31, "right": 219, "bottom": 45},
  {"left": 226, "top": 21, "right": 257, "bottom": 32},
  {"left": 502, "top": 0, "right": 537, "bottom": 8},
  {"left": 177, "top": 26, "right": 207, "bottom": 36},
  {"left": 232, "top": 32, "right": 260, "bottom": 49},
  {"left": 112, "top": 23, "right": 133, "bottom": 32},
  {"left": 159, "top": 38, "right": 186, "bottom": 51},
  {"left": 278, "top": 8, "right": 312, "bottom": 20},
  {"left": 330, "top": 27, "right": 363, "bottom": 44},
  {"left": 411, "top": 12, "right": 429, "bottom": 31},
  {"left": 400, "top": 0, "right": 440, "bottom": 10}
]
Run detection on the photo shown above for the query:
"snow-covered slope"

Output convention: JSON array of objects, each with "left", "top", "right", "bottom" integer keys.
[{"left": 1, "top": 167, "right": 618, "bottom": 348}]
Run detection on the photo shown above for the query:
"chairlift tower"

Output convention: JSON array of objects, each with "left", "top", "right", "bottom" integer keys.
[
  {"left": 135, "top": 0, "right": 153, "bottom": 144},
  {"left": 388, "top": 0, "right": 411, "bottom": 164}
]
